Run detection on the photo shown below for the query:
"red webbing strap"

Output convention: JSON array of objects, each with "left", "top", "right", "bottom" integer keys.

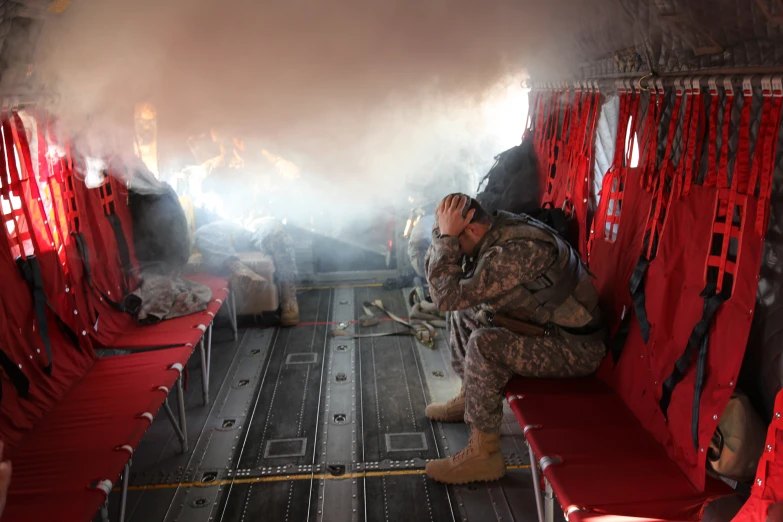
[
  {"left": 672, "top": 79, "right": 694, "bottom": 200},
  {"left": 10, "top": 111, "right": 56, "bottom": 255},
  {"left": 756, "top": 78, "right": 783, "bottom": 236},
  {"left": 704, "top": 78, "right": 721, "bottom": 188},
  {"left": 637, "top": 89, "right": 657, "bottom": 190},
  {"left": 1, "top": 112, "right": 31, "bottom": 260},
  {"left": 682, "top": 78, "right": 704, "bottom": 197},
  {"left": 735, "top": 78, "right": 754, "bottom": 195},
  {"left": 748, "top": 83, "right": 774, "bottom": 200},
  {"left": 35, "top": 112, "right": 69, "bottom": 274},
  {"left": 713, "top": 80, "right": 749, "bottom": 294},
  {"left": 717, "top": 80, "right": 736, "bottom": 190},
  {"left": 642, "top": 83, "right": 665, "bottom": 191},
  {"left": 645, "top": 82, "right": 683, "bottom": 259},
  {"left": 565, "top": 87, "right": 580, "bottom": 159},
  {"left": 536, "top": 87, "right": 551, "bottom": 160},
  {"left": 612, "top": 82, "right": 632, "bottom": 170},
  {"left": 562, "top": 85, "right": 587, "bottom": 212}
]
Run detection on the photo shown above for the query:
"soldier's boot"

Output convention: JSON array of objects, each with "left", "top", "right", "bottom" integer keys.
[
  {"left": 280, "top": 281, "right": 300, "bottom": 327},
  {"left": 425, "top": 389, "right": 465, "bottom": 422},
  {"left": 425, "top": 427, "right": 505, "bottom": 484},
  {"left": 226, "top": 260, "right": 268, "bottom": 299}
]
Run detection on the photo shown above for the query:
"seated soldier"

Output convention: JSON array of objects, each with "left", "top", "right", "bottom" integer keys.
[
  {"left": 194, "top": 212, "right": 300, "bottom": 327},
  {"left": 423, "top": 194, "right": 606, "bottom": 484}
]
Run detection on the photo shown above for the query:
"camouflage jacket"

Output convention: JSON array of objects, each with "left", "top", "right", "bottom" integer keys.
[
  {"left": 124, "top": 272, "right": 212, "bottom": 325},
  {"left": 425, "top": 211, "right": 600, "bottom": 328}
]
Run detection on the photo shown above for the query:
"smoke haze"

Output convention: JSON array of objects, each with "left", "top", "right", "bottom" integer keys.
[{"left": 28, "top": 0, "right": 599, "bottom": 228}]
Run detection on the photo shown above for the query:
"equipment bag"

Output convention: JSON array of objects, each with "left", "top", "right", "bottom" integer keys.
[
  {"left": 708, "top": 390, "right": 767, "bottom": 483},
  {"left": 475, "top": 138, "right": 541, "bottom": 216},
  {"left": 128, "top": 166, "right": 191, "bottom": 274}
]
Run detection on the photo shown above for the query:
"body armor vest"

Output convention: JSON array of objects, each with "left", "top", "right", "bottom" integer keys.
[{"left": 471, "top": 211, "right": 602, "bottom": 329}]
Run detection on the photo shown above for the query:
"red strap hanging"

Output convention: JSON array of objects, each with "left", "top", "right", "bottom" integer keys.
[
  {"left": 717, "top": 80, "right": 736, "bottom": 190},
  {"left": 704, "top": 77, "right": 721, "bottom": 188},
  {"left": 645, "top": 81, "right": 683, "bottom": 259},
  {"left": 708, "top": 78, "right": 749, "bottom": 295},
  {"left": 735, "top": 78, "right": 754, "bottom": 195},
  {"left": 1, "top": 111, "right": 32, "bottom": 260},
  {"left": 682, "top": 78, "right": 704, "bottom": 197},
  {"left": 672, "top": 79, "right": 694, "bottom": 200},
  {"left": 756, "top": 76, "right": 783, "bottom": 236},
  {"left": 10, "top": 111, "right": 56, "bottom": 255}
]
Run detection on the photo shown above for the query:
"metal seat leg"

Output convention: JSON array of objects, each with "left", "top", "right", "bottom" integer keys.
[
  {"left": 176, "top": 375, "right": 189, "bottom": 452},
  {"left": 163, "top": 397, "right": 187, "bottom": 452},
  {"left": 206, "top": 323, "right": 213, "bottom": 378},
  {"left": 545, "top": 478, "right": 555, "bottom": 522},
  {"left": 528, "top": 441, "right": 546, "bottom": 522},
  {"left": 230, "top": 290, "right": 238, "bottom": 340},
  {"left": 119, "top": 461, "right": 131, "bottom": 522},
  {"left": 199, "top": 338, "right": 209, "bottom": 405}
]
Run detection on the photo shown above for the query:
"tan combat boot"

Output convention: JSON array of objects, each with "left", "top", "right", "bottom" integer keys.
[
  {"left": 425, "top": 427, "right": 506, "bottom": 484},
  {"left": 227, "top": 260, "right": 267, "bottom": 296},
  {"left": 280, "top": 281, "right": 300, "bottom": 327},
  {"left": 425, "top": 389, "right": 465, "bottom": 422}
]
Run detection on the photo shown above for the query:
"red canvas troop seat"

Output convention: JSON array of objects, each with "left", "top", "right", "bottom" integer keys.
[
  {"left": 505, "top": 378, "right": 731, "bottom": 521},
  {"left": 0, "top": 111, "right": 235, "bottom": 522},
  {"left": 510, "top": 77, "right": 783, "bottom": 522},
  {"left": 4, "top": 345, "right": 194, "bottom": 522}
]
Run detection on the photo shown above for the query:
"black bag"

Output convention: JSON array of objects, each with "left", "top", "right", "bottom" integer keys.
[
  {"left": 525, "top": 207, "right": 580, "bottom": 251},
  {"left": 128, "top": 166, "right": 191, "bottom": 274},
  {"left": 475, "top": 137, "right": 540, "bottom": 216}
]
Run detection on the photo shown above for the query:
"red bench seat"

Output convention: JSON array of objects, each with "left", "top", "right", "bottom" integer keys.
[
  {"left": 505, "top": 377, "right": 732, "bottom": 521},
  {"left": 4, "top": 345, "right": 194, "bottom": 522}
]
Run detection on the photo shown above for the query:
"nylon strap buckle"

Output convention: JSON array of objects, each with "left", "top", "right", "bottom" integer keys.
[
  {"left": 708, "top": 76, "right": 719, "bottom": 97},
  {"left": 723, "top": 77, "right": 735, "bottom": 98},
  {"left": 742, "top": 76, "right": 753, "bottom": 99},
  {"left": 674, "top": 79, "right": 684, "bottom": 97},
  {"left": 691, "top": 76, "right": 702, "bottom": 95},
  {"left": 684, "top": 77, "right": 693, "bottom": 97},
  {"left": 772, "top": 76, "right": 783, "bottom": 98},
  {"left": 762, "top": 76, "right": 773, "bottom": 98},
  {"left": 655, "top": 79, "right": 665, "bottom": 96}
]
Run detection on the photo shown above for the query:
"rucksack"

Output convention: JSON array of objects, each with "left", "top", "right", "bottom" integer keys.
[
  {"left": 475, "top": 137, "right": 541, "bottom": 217},
  {"left": 524, "top": 207, "right": 579, "bottom": 249},
  {"left": 128, "top": 166, "right": 191, "bottom": 275},
  {"left": 708, "top": 390, "right": 766, "bottom": 483}
]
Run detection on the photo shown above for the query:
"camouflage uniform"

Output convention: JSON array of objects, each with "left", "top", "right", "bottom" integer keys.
[
  {"left": 125, "top": 273, "right": 212, "bottom": 325},
  {"left": 426, "top": 211, "right": 605, "bottom": 434},
  {"left": 194, "top": 218, "right": 298, "bottom": 282}
]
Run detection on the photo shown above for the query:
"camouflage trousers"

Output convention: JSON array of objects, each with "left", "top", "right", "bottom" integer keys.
[
  {"left": 448, "top": 308, "right": 606, "bottom": 433},
  {"left": 194, "top": 219, "right": 298, "bottom": 282}
]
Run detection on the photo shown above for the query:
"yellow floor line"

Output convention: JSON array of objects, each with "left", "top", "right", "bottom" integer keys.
[{"left": 118, "top": 464, "right": 531, "bottom": 491}]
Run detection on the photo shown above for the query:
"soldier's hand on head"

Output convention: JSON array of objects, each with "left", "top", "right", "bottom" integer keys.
[{"left": 436, "top": 195, "right": 475, "bottom": 236}]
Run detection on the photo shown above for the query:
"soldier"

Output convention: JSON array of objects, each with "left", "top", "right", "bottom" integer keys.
[
  {"left": 194, "top": 216, "right": 300, "bottom": 327},
  {"left": 407, "top": 213, "right": 435, "bottom": 279},
  {"left": 423, "top": 194, "right": 606, "bottom": 484}
]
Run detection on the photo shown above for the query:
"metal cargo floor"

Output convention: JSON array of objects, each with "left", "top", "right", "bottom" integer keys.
[{"left": 103, "top": 286, "right": 542, "bottom": 522}]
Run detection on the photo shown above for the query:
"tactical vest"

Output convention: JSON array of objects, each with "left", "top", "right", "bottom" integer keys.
[{"left": 473, "top": 211, "right": 602, "bottom": 330}]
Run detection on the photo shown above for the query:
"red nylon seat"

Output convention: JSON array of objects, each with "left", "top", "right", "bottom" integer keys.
[
  {"left": 3, "top": 345, "right": 194, "bottom": 522},
  {"left": 505, "top": 377, "right": 731, "bottom": 521}
]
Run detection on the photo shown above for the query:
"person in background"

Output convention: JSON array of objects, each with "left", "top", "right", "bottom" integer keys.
[
  {"left": 423, "top": 194, "right": 605, "bottom": 484},
  {"left": 193, "top": 208, "right": 300, "bottom": 327}
]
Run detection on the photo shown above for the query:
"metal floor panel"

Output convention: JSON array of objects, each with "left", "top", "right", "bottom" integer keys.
[{"left": 102, "top": 286, "right": 544, "bottom": 522}]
